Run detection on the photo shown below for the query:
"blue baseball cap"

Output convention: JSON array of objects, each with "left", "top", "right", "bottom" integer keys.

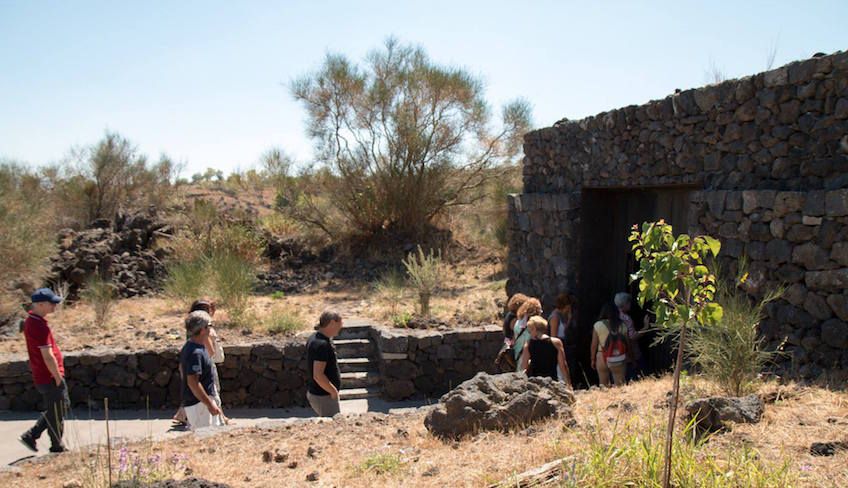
[{"left": 31, "top": 288, "right": 63, "bottom": 304}]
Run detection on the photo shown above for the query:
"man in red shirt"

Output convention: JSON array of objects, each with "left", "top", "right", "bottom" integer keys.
[{"left": 19, "top": 288, "right": 68, "bottom": 453}]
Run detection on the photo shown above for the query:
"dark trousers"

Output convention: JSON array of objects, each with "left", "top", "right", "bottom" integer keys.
[{"left": 27, "top": 380, "right": 70, "bottom": 449}]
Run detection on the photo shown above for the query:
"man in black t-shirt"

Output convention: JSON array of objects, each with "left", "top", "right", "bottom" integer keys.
[
  {"left": 306, "top": 310, "right": 343, "bottom": 417},
  {"left": 180, "top": 311, "right": 223, "bottom": 430}
]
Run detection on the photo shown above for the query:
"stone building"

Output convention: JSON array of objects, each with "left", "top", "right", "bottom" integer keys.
[{"left": 507, "top": 51, "right": 848, "bottom": 381}]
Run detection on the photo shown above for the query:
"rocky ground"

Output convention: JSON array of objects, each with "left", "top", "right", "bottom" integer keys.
[{"left": 2, "top": 377, "right": 846, "bottom": 487}]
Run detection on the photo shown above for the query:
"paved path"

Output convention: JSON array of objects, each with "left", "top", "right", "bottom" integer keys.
[{"left": 0, "top": 398, "right": 429, "bottom": 467}]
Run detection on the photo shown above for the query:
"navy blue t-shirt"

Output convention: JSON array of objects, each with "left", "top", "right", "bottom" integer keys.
[{"left": 180, "top": 341, "right": 216, "bottom": 407}]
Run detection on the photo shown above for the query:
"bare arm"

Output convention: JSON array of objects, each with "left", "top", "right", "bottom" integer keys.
[
  {"left": 552, "top": 338, "right": 571, "bottom": 387},
  {"left": 39, "top": 348, "right": 62, "bottom": 386},
  {"left": 312, "top": 361, "right": 339, "bottom": 399},
  {"left": 549, "top": 315, "right": 560, "bottom": 338},
  {"left": 519, "top": 342, "right": 530, "bottom": 374},
  {"left": 590, "top": 329, "right": 599, "bottom": 370},
  {"left": 187, "top": 374, "right": 221, "bottom": 416}
]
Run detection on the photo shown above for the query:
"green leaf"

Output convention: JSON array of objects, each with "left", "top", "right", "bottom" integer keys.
[
  {"left": 698, "top": 302, "right": 724, "bottom": 325},
  {"left": 702, "top": 236, "right": 721, "bottom": 257}
]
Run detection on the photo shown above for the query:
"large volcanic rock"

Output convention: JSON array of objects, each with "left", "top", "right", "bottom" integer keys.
[
  {"left": 424, "top": 372, "right": 575, "bottom": 439},
  {"left": 48, "top": 207, "right": 171, "bottom": 299},
  {"left": 684, "top": 394, "right": 764, "bottom": 434}
]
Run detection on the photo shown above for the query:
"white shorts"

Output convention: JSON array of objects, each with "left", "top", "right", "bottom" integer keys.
[{"left": 184, "top": 402, "right": 223, "bottom": 431}]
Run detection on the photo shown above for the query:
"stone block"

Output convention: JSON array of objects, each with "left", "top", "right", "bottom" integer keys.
[
  {"left": 436, "top": 344, "right": 455, "bottom": 360},
  {"left": 831, "top": 243, "right": 848, "bottom": 267},
  {"left": 827, "top": 294, "right": 848, "bottom": 322},
  {"left": 806, "top": 269, "right": 848, "bottom": 291},
  {"left": 765, "top": 240, "right": 792, "bottom": 264},
  {"left": 804, "top": 293, "right": 833, "bottom": 320},
  {"left": 821, "top": 320, "right": 848, "bottom": 349},
  {"left": 792, "top": 243, "right": 830, "bottom": 270},
  {"left": 379, "top": 334, "right": 409, "bottom": 354},
  {"left": 825, "top": 190, "right": 848, "bottom": 217},
  {"left": 383, "top": 379, "right": 416, "bottom": 400},
  {"left": 384, "top": 360, "right": 419, "bottom": 379}
]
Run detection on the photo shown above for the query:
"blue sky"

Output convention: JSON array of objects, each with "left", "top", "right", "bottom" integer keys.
[{"left": 1, "top": 1, "right": 846, "bottom": 176}]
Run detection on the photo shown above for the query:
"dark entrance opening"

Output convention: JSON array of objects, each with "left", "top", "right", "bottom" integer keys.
[{"left": 573, "top": 186, "right": 693, "bottom": 386}]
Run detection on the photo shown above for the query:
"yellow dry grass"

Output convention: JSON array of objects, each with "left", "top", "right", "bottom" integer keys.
[
  {"left": 3, "top": 377, "right": 846, "bottom": 487},
  {"left": 0, "top": 258, "right": 505, "bottom": 356}
]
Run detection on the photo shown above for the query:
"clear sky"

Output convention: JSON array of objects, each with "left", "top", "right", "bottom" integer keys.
[{"left": 1, "top": 1, "right": 846, "bottom": 176}]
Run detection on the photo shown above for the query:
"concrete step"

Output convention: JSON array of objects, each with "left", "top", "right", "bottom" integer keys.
[
  {"left": 338, "top": 357, "right": 376, "bottom": 373},
  {"left": 337, "top": 325, "right": 373, "bottom": 340},
  {"left": 339, "top": 386, "right": 381, "bottom": 401},
  {"left": 334, "top": 338, "right": 374, "bottom": 359},
  {"left": 341, "top": 371, "right": 381, "bottom": 389}
]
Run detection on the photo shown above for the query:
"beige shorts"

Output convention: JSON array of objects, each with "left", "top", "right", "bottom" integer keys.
[{"left": 307, "top": 391, "right": 340, "bottom": 417}]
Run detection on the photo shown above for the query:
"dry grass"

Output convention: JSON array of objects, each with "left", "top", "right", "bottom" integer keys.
[
  {"left": 4, "top": 377, "right": 846, "bottom": 487},
  {"left": 0, "top": 257, "right": 505, "bottom": 356}
]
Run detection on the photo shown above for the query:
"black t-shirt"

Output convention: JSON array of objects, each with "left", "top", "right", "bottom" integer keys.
[
  {"left": 307, "top": 331, "right": 340, "bottom": 396},
  {"left": 180, "top": 341, "right": 216, "bottom": 407}
]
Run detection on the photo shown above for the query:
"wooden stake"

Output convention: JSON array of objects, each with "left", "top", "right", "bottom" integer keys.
[{"left": 105, "top": 397, "right": 112, "bottom": 487}]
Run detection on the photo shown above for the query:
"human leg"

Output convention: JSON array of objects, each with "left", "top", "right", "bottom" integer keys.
[
  {"left": 595, "top": 351, "right": 610, "bottom": 386},
  {"left": 27, "top": 382, "right": 68, "bottom": 450},
  {"left": 608, "top": 362, "right": 627, "bottom": 386}
]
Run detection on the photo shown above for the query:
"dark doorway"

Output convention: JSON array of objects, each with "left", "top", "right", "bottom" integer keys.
[{"left": 574, "top": 186, "right": 693, "bottom": 386}]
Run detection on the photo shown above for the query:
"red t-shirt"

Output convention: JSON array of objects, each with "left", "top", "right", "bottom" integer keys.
[{"left": 23, "top": 312, "right": 64, "bottom": 385}]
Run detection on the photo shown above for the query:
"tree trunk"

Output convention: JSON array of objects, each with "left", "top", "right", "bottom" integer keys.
[
  {"left": 662, "top": 323, "right": 688, "bottom": 488},
  {"left": 419, "top": 292, "right": 430, "bottom": 317}
]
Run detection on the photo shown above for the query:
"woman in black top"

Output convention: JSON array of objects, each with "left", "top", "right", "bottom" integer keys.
[{"left": 520, "top": 316, "right": 572, "bottom": 387}]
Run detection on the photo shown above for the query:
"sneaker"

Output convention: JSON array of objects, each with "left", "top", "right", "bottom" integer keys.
[
  {"left": 48, "top": 446, "right": 66, "bottom": 453},
  {"left": 18, "top": 434, "right": 37, "bottom": 453}
]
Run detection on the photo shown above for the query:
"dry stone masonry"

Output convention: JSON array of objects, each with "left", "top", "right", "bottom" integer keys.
[
  {"left": 508, "top": 51, "right": 848, "bottom": 380},
  {"left": 0, "top": 324, "right": 503, "bottom": 411}
]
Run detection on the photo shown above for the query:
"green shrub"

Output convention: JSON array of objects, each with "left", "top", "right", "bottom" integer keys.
[
  {"left": 358, "top": 453, "right": 404, "bottom": 476},
  {"left": 163, "top": 261, "right": 208, "bottom": 307},
  {"left": 688, "top": 261, "right": 784, "bottom": 397},
  {"left": 390, "top": 311, "right": 413, "bottom": 328},
  {"left": 402, "top": 246, "right": 442, "bottom": 317},
  {"left": 265, "top": 308, "right": 306, "bottom": 335},
  {"left": 374, "top": 268, "right": 407, "bottom": 316},
  {"left": 82, "top": 275, "right": 117, "bottom": 327},
  {"left": 0, "top": 162, "right": 56, "bottom": 286},
  {"left": 270, "top": 290, "right": 286, "bottom": 300},
  {"left": 209, "top": 253, "right": 254, "bottom": 324}
]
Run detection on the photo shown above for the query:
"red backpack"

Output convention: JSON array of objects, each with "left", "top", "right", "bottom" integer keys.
[{"left": 602, "top": 321, "right": 628, "bottom": 364}]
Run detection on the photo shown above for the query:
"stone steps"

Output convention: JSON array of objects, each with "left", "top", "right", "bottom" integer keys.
[
  {"left": 334, "top": 338, "right": 374, "bottom": 359},
  {"left": 341, "top": 371, "right": 381, "bottom": 389},
  {"left": 339, "top": 386, "right": 381, "bottom": 400},
  {"left": 338, "top": 357, "right": 375, "bottom": 374},
  {"left": 336, "top": 325, "right": 372, "bottom": 340},
  {"left": 334, "top": 324, "right": 382, "bottom": 399}
]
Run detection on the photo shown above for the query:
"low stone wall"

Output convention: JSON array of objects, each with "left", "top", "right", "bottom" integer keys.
[
  {"left": 0, "top": 341, "right": 311, "bottom": 411},
  {"left": 377, "top": 325, "right": 503, "bottom": 400},
  {"left": 0, "top": 325, "right": 503, "bottom": 411}
]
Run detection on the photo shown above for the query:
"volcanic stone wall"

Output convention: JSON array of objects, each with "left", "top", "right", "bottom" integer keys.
[
  {"left": 378, "top": 325, "right": 503, "bottom": 400},
  {"left": 0, "top": 325, "right": 503, "bottom": 411},
  {"left": 0, "top": 341, "right": 312, "bottom": 411},
  {"left": 508, "top": 51, "right": 848, "bottom": 378}
]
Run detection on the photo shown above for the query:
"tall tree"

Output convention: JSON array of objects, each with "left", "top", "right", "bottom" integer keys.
[{"left": 289, "top": 38, "right": 531, "bottom": 238}]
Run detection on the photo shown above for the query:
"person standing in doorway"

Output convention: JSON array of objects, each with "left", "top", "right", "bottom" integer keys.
[
  {"left": 306, "top": 311, "right": 343, "bottom": 417},
  {"left": 615, "top": 292, "right": 646, "bottom": 381},
  {"left": 180, "top": 311, "right": 223, "bottom": 430},
  {"left": 19, "top": 288, "right": 69, "bottom": 453},
  {"left": 548, "top": 292, "right": 578, "bottom": 384}
]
